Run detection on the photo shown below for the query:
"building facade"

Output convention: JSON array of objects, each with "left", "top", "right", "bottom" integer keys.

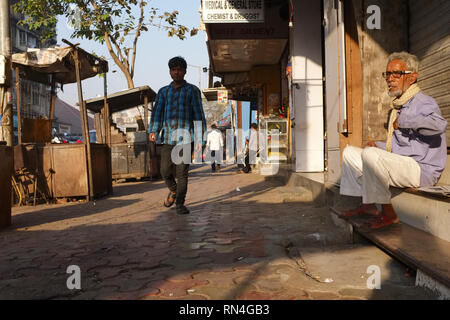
[
  {"left": 202, "top": 0, "right": 449, "bottom": 184},
  {"left": 10, "top": 1, "right": 57, "bottom": 124}
]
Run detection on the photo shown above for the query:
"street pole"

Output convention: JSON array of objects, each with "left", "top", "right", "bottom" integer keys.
[
  {"left": 208, "top": 64, "right": 213, "bottom": 88},
  {"left": 103, "top": 72, "right": 113, "bottom": 195},
  {"left": 0, "top": 0, "right": 12, "bottom": 146}
]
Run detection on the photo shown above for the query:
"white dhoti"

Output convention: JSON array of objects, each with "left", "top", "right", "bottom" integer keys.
[{"left": 339, "top": 146, "right": 421, "bottom": 204}]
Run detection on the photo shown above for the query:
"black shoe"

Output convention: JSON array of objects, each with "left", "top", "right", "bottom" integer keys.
[{"left": 176, "top": 205, "right": 190, "bottom": 215}]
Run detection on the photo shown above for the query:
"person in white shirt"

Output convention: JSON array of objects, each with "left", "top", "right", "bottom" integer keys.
[{"left": 206, "top": 124, "right": 224, "bottom": 172}]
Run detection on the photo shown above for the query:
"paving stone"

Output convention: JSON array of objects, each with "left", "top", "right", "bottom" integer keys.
[
  {"left": 189, "top": 283, "right": 259, "bottom": 300},
  {"left": 156, "top": 279, "right": 209, "bottom": 298},
  {"left": 114, "top": 277, "right": 157, "bottom": 292},
  {"left": 202, "top": 243, "right": 247, "bottom": 254},
  {"left": 175, "top": 248, "right": 215, "bottom": 259},
  {"left": 192, "top": 270, "right": 253, "bottom": 288},
  {"left": 70, "top": 286, "right": 121, "bottom": 300},
  {"left": 253, "top": 277, "right": 286, "bottom": 292},
  {"left": 337, "top": 288, "right": 374, "bottom": 299},
  {"left": 110, "top": 287, "right": 160, "bottom": 299},
  {"left": 160, "top": 256, "right": 214, "bottom": 271},
  {"left": 163, "top": 270, "right": 196, "bottom": 282},
  {"left": 307, "top": 291, "right": 341, "bottom": 300},
  {"left": 90, "top": 266, "right": 122, "bottom": 280}
]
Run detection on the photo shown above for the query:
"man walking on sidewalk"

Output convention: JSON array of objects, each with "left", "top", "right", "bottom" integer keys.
[
  {"left": 206, "top": 124, "right": 224, "bottom": 172},
  {"left": 148, "top": 56, "right": 206, "bottom": 215},
  {"left": 339, "top": 51, "right": 447, "bottom": 229}
]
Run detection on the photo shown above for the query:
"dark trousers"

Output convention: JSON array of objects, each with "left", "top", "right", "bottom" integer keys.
[
  {"left": 211, "top": 150, "right": 221, "bottom": 171},
  {"left": 242, "top": 150, "right": 257, "bottom": 173},
  {"left": 160, "top": 144, "right": 191, "bottom": 206}
]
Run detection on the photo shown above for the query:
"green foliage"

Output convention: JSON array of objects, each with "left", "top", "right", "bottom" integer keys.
[
  {"left": 13, "top": 0, "right": 200, "bottom": 86},
  {"left": 13, "top": 0, "right": 199, "bottom": 43}
]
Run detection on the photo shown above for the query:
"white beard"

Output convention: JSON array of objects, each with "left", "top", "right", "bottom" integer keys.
[{"left": 388, "top": 89, "right": 402, "bottom": 97}]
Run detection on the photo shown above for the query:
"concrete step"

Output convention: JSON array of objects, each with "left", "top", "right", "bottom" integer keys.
[
  {"left": 391, "top": 188, "right": 450, "bottom": 243},
  {"left": 329, "top": 207, "right": 450, "bottom": 300},
  {"left": 272, "top": 165, "right": 328, "bottom": 206}
]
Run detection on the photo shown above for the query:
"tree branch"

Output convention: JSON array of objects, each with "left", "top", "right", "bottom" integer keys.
[
  {"left": 131, "top": 0, "right": 145, "bottom": 79},
  {"left": 104, "top": 32, "right": 134, "bottom": 88},
  {"left": 88, "top": 0, "right": 134, "bottom": 87},
  {"left": 111, "top": 36, "right": 129, "bottom": 69}
]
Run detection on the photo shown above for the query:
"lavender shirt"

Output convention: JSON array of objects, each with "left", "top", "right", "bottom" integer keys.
[{"left": 375, "top": 92, "right": 447, "bottom": 186}]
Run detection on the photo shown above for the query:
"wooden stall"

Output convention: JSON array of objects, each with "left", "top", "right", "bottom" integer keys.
[
  {"left": 14, "top": 143, "right": 110, "bottom": 200},
  {"left": 84, "top": 86, "right": 159, "bottom": 180},
  {"left": 11, "top": 40, "right": 111, "bottom": 202}
]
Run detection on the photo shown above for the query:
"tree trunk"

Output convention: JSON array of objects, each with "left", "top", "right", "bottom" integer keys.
[
  {"left": 125, "top": 72, "right": 134, "bottom": 89},
  {"left": 104, "top": 32, "right": 135, "bottom": 89}
]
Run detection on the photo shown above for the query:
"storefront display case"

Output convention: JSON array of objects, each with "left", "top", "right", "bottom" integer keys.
[{"left": 261, "top": 117, "right": 288, "bottom": 163}]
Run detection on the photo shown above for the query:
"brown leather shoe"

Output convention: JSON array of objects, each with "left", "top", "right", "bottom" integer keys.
[{"left": 163, "top": 191, "right": 176, "bottom": 207}]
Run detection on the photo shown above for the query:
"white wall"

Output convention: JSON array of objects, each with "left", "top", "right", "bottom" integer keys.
[{"left": 290, "top": 0, "right": 324, "bottom": 172}]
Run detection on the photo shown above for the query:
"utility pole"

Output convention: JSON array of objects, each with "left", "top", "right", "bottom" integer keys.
[
  {"left": 0, "top": 0, "right": 12, "bottom": 146},
  {"left": 0, "top": 0, "right": 12, "bottom": 230},
  {"left": 208, "top": 64, "right": 213, "bottom": 88}
]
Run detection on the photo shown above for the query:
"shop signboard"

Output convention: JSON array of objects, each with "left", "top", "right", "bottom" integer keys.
[
  {"left": 218, "top": 90, "right": 228, "bottom": 104},
  {"left": 202, "top": 0, "right": 265, "bottom": 23}
]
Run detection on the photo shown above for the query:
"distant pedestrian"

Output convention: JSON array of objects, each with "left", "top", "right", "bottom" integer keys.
[
  {"left": 240, "top": 123, "right": 264, "bottom": 173},
  {"left": 148, "top": 56, "right": 206, "bottom": 215},
  {"left": 206, "top": 124, "right": 224, "bottom": 172}
]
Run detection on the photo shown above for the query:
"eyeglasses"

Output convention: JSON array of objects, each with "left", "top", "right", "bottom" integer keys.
[{"left": 382, "top": 71, "right": 413, "bottom": 79}]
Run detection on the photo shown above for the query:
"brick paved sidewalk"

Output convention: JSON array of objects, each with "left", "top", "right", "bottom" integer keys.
[{"left": 0, "top": 164, "right": 437, "bottom": 299}]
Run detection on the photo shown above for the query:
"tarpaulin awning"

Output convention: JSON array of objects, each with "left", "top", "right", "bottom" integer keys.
[{"left": 12, "top": 46, "right": 108, "bottom": 85}]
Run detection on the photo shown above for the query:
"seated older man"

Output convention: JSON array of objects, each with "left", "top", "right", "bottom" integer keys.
[{"left": 339, "top": 51, "right": 447, "bottom": 229}]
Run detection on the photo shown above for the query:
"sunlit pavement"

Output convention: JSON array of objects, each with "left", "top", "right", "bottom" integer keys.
[{"left": 0, "top": 165, "right": 438, "bottom": 299}]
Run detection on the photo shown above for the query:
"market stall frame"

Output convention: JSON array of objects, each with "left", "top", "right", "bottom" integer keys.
[
  {"left": 84, "top": 85, "right": 159, "bottom": 180},
  {"left": 11, "top": 39, "right": 111, "bottom": 202}
]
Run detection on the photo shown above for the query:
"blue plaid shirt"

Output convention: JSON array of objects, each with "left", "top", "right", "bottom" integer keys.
[{"left": 149, "top": 81, "right": 206, "bottom": 145}]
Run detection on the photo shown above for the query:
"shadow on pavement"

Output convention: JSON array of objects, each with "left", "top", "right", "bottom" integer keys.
[{"left": 9, "top": 199, "right": 140, "bottom": 230}]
